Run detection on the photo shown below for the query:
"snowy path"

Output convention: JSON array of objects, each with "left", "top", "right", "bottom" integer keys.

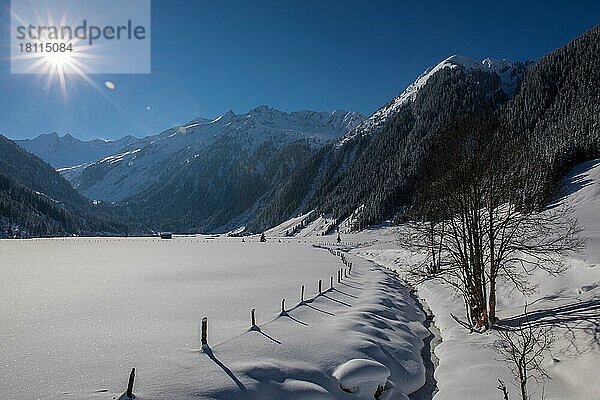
[{"left": 0, "top": 237, "right": 430, "bottom": 400}]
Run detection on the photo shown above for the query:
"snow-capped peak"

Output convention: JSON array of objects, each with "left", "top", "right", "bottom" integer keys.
[
  {"left": 249, "top": 105, "right": 282, "bottom": 116},
  {"left": 69, "top": 106, "right": 365, "bottom": 201},
  {"left": 189, "top": 116, "right": 212, "bottom": 125},
  {"left": 337, "top": 55, "right": 527, "bottom": 147},
  {"left": 212, "top": 110, "right": 237, "bottom": 124}
]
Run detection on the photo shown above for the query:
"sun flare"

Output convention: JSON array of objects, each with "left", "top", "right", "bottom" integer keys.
[
  {"left": 13, "top": 36, "right": 98, "bottom": 97},
  {"left": 43, "top": 43, "right": 74, "bottom": 67},
  {"left": 10, "top": 7, "right": 100, "bottom": 97}
]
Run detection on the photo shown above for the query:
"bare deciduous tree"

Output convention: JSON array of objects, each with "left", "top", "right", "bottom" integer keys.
[
  {"left": 398, "top": 116, "right": 585, "bottom": 331},
  {"left": 494, "top": 305, "right": 554, "bottom": 400},
  {"left": 497, "top": 379, "right": 510, "bottom": 400}
]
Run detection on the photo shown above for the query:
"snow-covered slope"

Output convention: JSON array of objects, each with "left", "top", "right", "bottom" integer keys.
[
  {"left": 352, "top": 158, "right": 600, "bottom": 400},
  {"left": 265, "top": 213, "right": 312, "bottom": 237},
  {"left": 556, "top": 158, "right": 600, "bottom": 236},
  {"left": 71, "top": 107, "right": 364, "bottom": 201},
  {"left": 16, "top": 133, "right": 140, "bottom": 169},
  {"left": 264, "top": 213, "right": 339, "bottom": 238},
  {"left": 338, "top": 55, "right": 528, "bottom": 146}
]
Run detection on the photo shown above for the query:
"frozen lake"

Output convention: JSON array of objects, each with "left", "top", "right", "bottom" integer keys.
[{"left": 0, "top": 236, "right": 427, "bottom": 399}]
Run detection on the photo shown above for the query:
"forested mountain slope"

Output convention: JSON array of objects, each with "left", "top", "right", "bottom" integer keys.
[
  {"left": 251, "top": 25, "right": 600, "bottom": 234},
  {"left": 101, "top": 108, "right": 365, "bottom": 233},
  {"left": 502, "top": 24, "right": 600, "bottom": 205},
  {"left": 0, "top": 135, "right": 125, "bottom": 237},
  {"left": 248, "top": 57, "right": 529, "bottom": 232}
]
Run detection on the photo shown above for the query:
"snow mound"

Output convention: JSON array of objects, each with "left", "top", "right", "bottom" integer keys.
[
  {"left": 278, "top": 379, "right": 330, "bottom": 399},
  {"left": 556, "top": 158, "right": 600, "bottom": 236},
  {"left": 333, "top": 358, "right": 389, "bottom": 394}
]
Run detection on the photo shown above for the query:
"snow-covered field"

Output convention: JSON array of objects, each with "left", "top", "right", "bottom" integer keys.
[{"left": 0, "top": 237, "right": 428, "bottom": 399}]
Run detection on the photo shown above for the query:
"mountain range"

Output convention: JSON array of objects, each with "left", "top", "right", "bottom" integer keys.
[
  {"left": 17, "top": 133, "right": 141, "bottom": 169},
  {"left": 3, "top": 24, "right": 599, "bottom": 237},
  {"left": 41, "top": 108, "right": 364, "bottom": 202}
]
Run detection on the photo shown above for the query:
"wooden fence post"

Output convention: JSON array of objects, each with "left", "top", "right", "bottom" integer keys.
[
  {"left": 251, "top": 308, "right": 256, "bottom": 327},
  {"left": 201, "top": 317, "right": 208, "bottom": 346},
  {"left": 126, "top": 368, "right": 135, "bottom": 398},
  {"left": 318, "top": 279, "right": 322, "bottom": 295}
]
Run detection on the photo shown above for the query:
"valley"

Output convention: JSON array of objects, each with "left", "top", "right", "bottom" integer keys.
[{"left": 1, "top": 12, "right": 599, "bottom": 400}]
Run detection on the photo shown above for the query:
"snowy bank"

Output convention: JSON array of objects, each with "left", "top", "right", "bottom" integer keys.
[{"left": 352, "top": 159, "right": 600, "bottom": 400}]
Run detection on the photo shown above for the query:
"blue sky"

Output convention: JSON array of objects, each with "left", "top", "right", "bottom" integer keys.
[{"left": 1, "top": 0, "right": 599, "bottom": 140}]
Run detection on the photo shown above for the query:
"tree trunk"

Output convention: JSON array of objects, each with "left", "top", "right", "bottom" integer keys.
[
  {"left": 488, "top": 202, "right": 497, "bottom": 325},
  {"left": 488, "top": 282, "right": 496, "bottom": 324}
]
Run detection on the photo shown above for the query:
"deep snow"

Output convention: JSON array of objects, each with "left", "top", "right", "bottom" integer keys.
[{"left": 0, "top": 237, "right": 429, "bottom": 399}]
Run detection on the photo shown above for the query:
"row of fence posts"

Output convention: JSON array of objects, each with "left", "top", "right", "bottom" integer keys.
[
  {"left": 122, "top": 245, "right": 355, "bottom": 397},
  {"left": 199, "top": 247, "right": 353, "bottom": 348},
  {"left": 312, "top": 242, "right": 362, "bottom": 248}
]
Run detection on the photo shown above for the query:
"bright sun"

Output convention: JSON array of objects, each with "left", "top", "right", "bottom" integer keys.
[
  {"left": 44, "top": 45, "right": 74, "bottom": 67},
  {"left": 10, "top": 9, "right": 104, "bottom": 98},
  {"left": 15, "top": 37, "right": 95, "bottom": 96}
]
